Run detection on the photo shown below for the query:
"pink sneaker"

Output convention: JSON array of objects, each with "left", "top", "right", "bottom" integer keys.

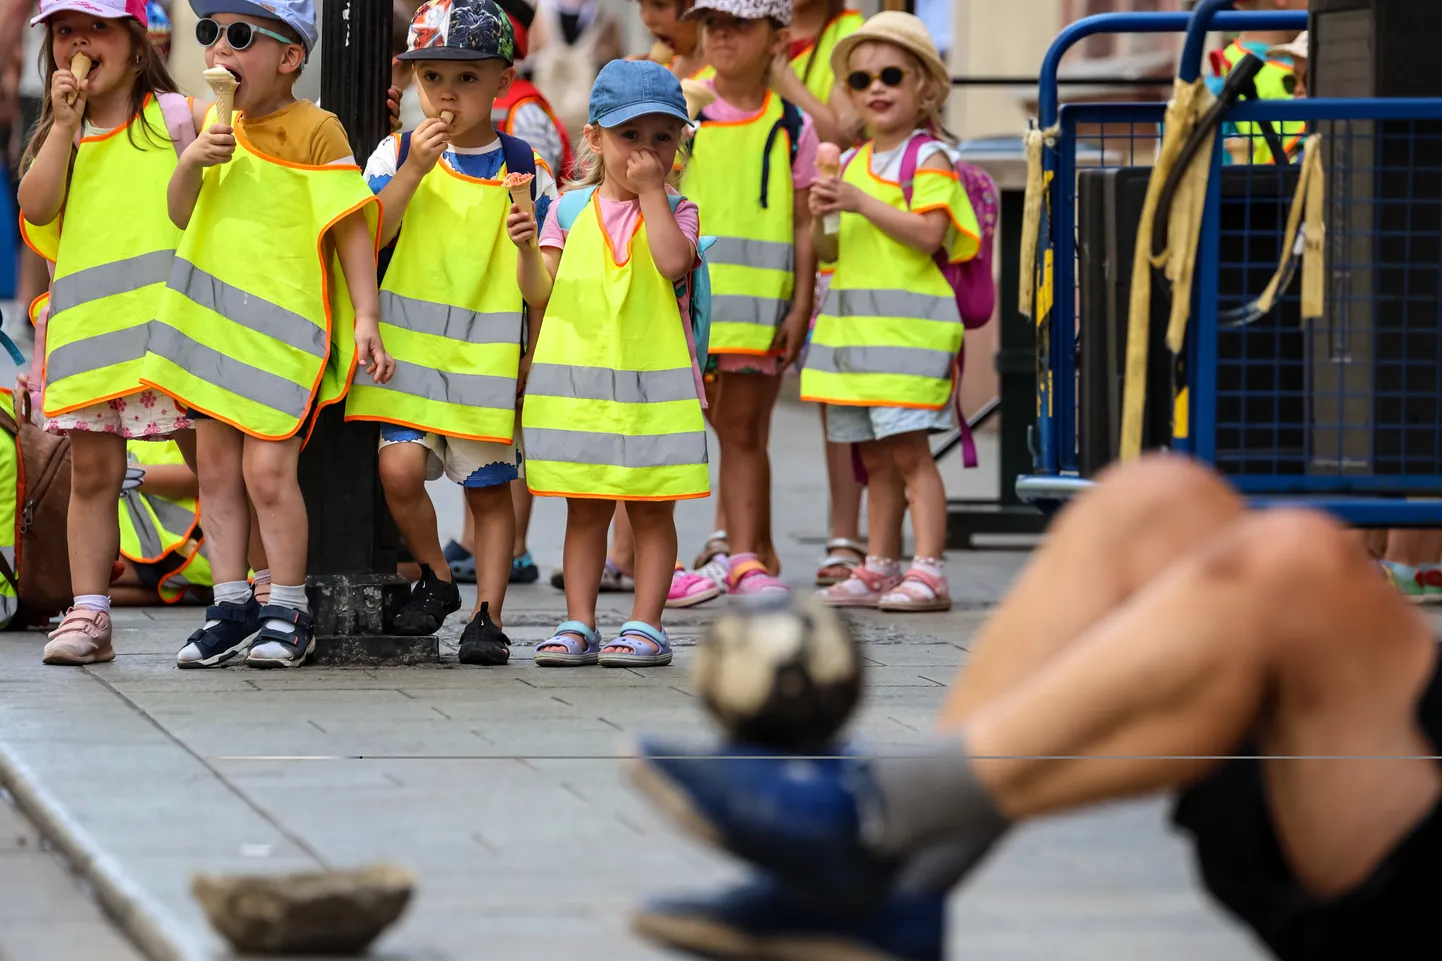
[
  {"left": 728, "top": 553, "right": 789, "bottom": 598},
  {"left": 815, "top": 561, "right": 904, "bottom": 608},
  {"left": 42, "top": 608, "right": 115, "bottom": 665},
  {"left": 668, "top": 565, "right": 724, "bottom": 608}
]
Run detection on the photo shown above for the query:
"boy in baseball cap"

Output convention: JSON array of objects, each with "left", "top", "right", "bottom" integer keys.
[
  {"left": 151, "top": 1, "right": 390, "bottom": 670},
  {"left": 346, "top": 0, "right": 560, "bottom": 666}
]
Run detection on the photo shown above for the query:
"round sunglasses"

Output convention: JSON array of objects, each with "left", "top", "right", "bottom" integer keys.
[
  {"left": 847, "top": 66, "right": 912, "bottom": 91},
  {"left": 194, "top": 17, "right": 295, "bottom": 51}
]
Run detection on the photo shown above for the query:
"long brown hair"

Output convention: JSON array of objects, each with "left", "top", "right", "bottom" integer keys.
[{"left": 20, "top": 19, "right": 181, "bottom": 173}]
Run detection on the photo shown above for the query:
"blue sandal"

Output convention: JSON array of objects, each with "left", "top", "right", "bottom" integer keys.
[
  {"left": 533, "top": 620, "right": 601, "bottom": 667},
  {"left": 599, "top": 621, "right": 673, "bottom": 668}
]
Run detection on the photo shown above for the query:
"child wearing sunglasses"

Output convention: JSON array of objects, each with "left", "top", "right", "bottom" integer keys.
[
  {"left": 17, "top": 0, "right": 198, "bottom": 665},
  {"left": 804, "top": 12, "right": 979, "bottom": 614},
  {"left": 346, "top": 0, "right": 560, "bottom": 666},
  {"left": 143, "top": 0, "right": 392, "bottom": 670},
  {"left": 668, "top": 0, "right": 819, "bottom": 606}
]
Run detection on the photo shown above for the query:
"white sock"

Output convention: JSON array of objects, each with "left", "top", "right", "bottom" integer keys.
[
  {"left": 74, "top": 594, "right": 111, "bottom": 614},
  {"left": 264, "top": 584, "right": 309, "bottom": 634},
  {"left": 203, "top": 581, "right": 253, "bottom": 629}
]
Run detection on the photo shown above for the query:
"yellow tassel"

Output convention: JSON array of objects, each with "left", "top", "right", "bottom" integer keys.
[{"left": 1018, "top": 125, "right": 1058, "bottom": 319}]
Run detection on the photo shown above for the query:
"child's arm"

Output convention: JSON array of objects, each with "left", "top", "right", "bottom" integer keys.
[
  {"left": 835, "top": 152, "right": 953, "bottom": 254},
  {"left": 377, "top": 117, "right": 450, "bottom": 246},
  {"left": 333, "top": 210, "right": 396, "bottom": 385},
  {"left": 773, "top": 186, "right": 816, "bottom": 367},
  {"left": 136, "top": 463, "right": 200, "bottom": 502},
  {"left": 770, "top": 61, "right": 860, "bottom": 147},
  {"left": 168, "top": 122, "right": 237, "bottom": 229},
  {"left": 631, "top": 150, "right": 694, "bottom": 282},
  {"left": 17, "top": 68, "right": 86, "bottom": 226},
  {"left": 508, "top": 205, "right": 558, "bottom": 309}
]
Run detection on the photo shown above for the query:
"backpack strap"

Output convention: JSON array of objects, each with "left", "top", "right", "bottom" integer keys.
[
  {"left": 498, "top": 131, "right": 539, "bottom": 199},
  {"left": 897, "top": 132, "right": 938, "bottom": 208},
  {"left": 757, "top": 98, "right": 803, "bottom": 210},
  {"left": 157, "top": 93, "right": 196, "bottom": 159},
  {"left": 555, "top": 186, "right": 597, "bottom": 230}
]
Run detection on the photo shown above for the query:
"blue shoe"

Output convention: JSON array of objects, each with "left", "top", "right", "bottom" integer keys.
[
  {"left": 443, "top": 540, "right": 476, "bottom": 585},
  {"left": 625, "top": 738, "right": 897, "bottom": 903},
  {"left": 510, "top": 550, "right": 540, "bottom": 584},
  {"left": 632, "top": 874, "right": 945, "bottom": 961}
]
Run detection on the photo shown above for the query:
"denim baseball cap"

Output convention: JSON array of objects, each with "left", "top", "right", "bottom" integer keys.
[
  {"left": 398, "top": 0, "right": 517, "bottom": 64},
  {"left": 189, "top": 1, "right": 317, "bottom": 53},
  {"left": 588, "top": 59, "right": 690, "bottom": 128}
]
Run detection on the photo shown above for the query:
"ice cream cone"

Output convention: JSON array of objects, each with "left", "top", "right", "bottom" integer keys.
[
  {"left": 66, "top": 53, "right": 91, "bottom": 106},
  {"left": 817, "top": 143, "right": 842, "bottom": 235},
  {"left": 680, "top": 79, "right": 715, "bottom": 121},
  {"left": 440, "top": 110, "right": 455, "bottom": 125},
  {"left": 504, "top": 173, "right": 537, "bottom": 249},
  {"left": 204, "top": 66, "right": 239, "bottom": 127}
]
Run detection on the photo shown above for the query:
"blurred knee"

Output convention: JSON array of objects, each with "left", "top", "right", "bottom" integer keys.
[
  {"left": 1061, "top": 455, "right": 1243, "bottom": 555},
  {"left": 889, "top": 433, "right": 932, "bottom": 477}
]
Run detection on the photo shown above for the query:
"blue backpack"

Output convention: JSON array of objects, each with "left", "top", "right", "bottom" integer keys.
[{"left": 554, "top": 186, "right": 715, "bottom": 361}]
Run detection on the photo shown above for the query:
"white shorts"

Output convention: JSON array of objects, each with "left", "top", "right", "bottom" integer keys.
[{"left": 378, "top": 424, "right": 523, "bottom": 488}]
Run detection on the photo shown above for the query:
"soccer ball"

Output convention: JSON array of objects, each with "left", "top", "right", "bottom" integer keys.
[{"left": 692, "top": 597, "right": 863, "bottom": 749}]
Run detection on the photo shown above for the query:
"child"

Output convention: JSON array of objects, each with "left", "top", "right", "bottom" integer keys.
[
  {"left": 349, "top": 0, "right": 558, "bottom": 666},
  {"left": 17, "top": 0, "right": 197, "bottom": 665},
  {"left": 143, "top": 0, "right": 390, "bottom": 669},
  {"left": 1208, "top": 0, "right": 1307, "bottom": 165},
  {"left": 673, "top": 0, "right": 817, "bottom": 604},
  {"left": 633, "top": 0, "right": 706, "bottom": 81},
  {"left": 115, "top": 438, "right": 213, "bottom": 606},
  {"left": 510, "top": 58, "right": 706, "bottom": 667},
  {"left": 804, "top": 11, "right": 978, "bottom": 613},
  {"left": 775, "top": 0, "right": 864, "bottom": 147}
]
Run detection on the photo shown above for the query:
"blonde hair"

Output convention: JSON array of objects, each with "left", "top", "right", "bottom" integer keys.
[
  {"left": 564, "top": 122, "right": 693, "bottom": 192},
  {"left": 846, "top": 40, "right": 955, "bottom": 146}
]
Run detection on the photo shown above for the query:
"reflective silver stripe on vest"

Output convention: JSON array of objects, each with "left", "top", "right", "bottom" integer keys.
[
  {"left": 525, "top": 364, "right": 696, "bottom": 405},
  {"left": 369, "top": 361, "right": 516, "bottom": 409},
  {"left": 147, "top": 494, "right": 196, "bottom": 540},
  {"left": 707, "top": 237, "right": 794, "bottom": 272},
  {"left": 45, "top": 324, "right": 150, "bottom": 385},
  {"left": 1, "top": 544, "right": 14, "bottom": 573},
  {"left": 381, "top": 292, "right": 522, "bottom": 345},
  {"left": 806, "top": 344, "right": 956, "bottom": 382},
  {"left": 710, "top": 295, "right": 788, "bottom": 329},
  {"left": 824, "top": 288, "right": 960, "bottom": 323},
  {"left": 49, "top": 248, "right": 175, "bottom": 317},
  {"left": 169, "top": 259, "right": 327, "bottom": 358},
  {"left": 124, "top": 492, "right": 164, "bottom": 559},
  {"left": 525, "top": 427, "right": 708, "bottom": 469},
  {"left": 147, "top": 324, "right": 314, "bottom": 420}
]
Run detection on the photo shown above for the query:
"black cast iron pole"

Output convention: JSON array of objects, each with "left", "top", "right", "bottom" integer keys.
[{"left": 301, "top": 0, "right": 435, "bottom": 664}]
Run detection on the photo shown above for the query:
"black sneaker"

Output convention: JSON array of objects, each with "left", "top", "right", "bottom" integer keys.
[
  {"left": 393, "top": 565, "right": 462, "bottom": 636},
  {"left": 457, "top": 601, "right": 510, "bottom": 665}
]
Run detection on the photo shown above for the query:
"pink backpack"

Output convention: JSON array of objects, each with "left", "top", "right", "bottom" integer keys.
[
  {"left": 842, "top": 134, "right": 999, "bottom": 471},
  {"left": 28, "top": 93, "right": 195, "bottom": 416}
]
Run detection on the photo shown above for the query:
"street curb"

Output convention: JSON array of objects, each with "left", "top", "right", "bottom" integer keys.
[{"left": 0, "top": 740, "right": 212, "bottom": 961}]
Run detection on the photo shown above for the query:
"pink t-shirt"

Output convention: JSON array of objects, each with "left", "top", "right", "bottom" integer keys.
[
  {"left": 700, "top": 81, "right": 820, "bottom": 190},
  {"left": 538, "top": 189, "right": 707, "bottom": 406}
]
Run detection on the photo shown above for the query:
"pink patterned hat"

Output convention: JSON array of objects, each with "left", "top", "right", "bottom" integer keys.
[
  {"left": 684, "top": 0, "right": 790, "bottom": 27},
  {"left": 31, "top": 0, "right": 149, "bottom": 27}
]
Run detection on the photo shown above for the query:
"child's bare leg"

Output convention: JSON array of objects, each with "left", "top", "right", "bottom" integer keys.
[
  {"left": 1385, "top": 529, "right": 1442, "bottom": 567},
  {"left": 887, "top": 431, "right": 947, "bottom": 560},
  {"left": 66, "top": 431, "right": 127, "bottom": 597},
  {"left": 617, "top": 500, "right": 677, "bottom": 634},
  {"left": 942, "top": 455, "right": 1245, "bottom": 722},
  {"left": 511, "top": 480, "right": 533, "bottom": 559},
  {"left": 379, "top": 442, "right": 450, "bottom": 579},
  {"left": 710, "top": 372, "right": 777, "bottom": 559},
  {"left": 459, "top": 491, "right": 476, "bottom": 554},
  {"left": 823, "top": 407, "right": 866, "bottom": 558},
  {"left": 859, "top": 440, "right": 905, "bottom": 562},
  {"left": 195, "top": 420, "right": 250, "bottom": 586},
  {"left": 610, "top": 501, "right": 636, "bottom": 575},
  {"left": 535, "top": 498, "right": 612, "bottom": 654},
  {"left": 467, "top": 482, "right": 514, "bottom": 621},
  {"left": 241, "top": 435, "right": 311, "bottom": 659}
]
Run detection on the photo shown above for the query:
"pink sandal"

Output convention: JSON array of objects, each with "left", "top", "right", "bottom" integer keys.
[
  {"left": 815, "top": 563, "right": 903, "bottom": 608},
  {"left": 728, "top": 553, "right": 789, "bottom": 598},
  {"left": 668, "top": 564, "right": 724, "bottom": 608},
  {"left": 877, "top": 565, "right": 953, "bottom": 613}
]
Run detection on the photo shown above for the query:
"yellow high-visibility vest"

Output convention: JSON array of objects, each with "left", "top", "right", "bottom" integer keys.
[
  {"left": 792, "top": 9, "right": 864, "bottom": 103},
  {"left": 1219, "top": 40, "right": 1305, "bottom": 165},
  {"left": 0, "top": 390, "right": 18, "bottom": 628},
  {"left": 346, "top": 142, "right": 528, "bottom": 441},
  {"left": 801, "top": 142, "right": 971, "bottom": 409},
  {"left": 22, "top": 96, "right": 183, "bottom": 416},
  {"left": 141, "top": 105, "right": 380, "bottom": 440},
  {"left": 522, "top": 193, "right": 709, "bottom": 501},
  {"left": 682, "top": 92, "right": 796, "bottom": 356}
]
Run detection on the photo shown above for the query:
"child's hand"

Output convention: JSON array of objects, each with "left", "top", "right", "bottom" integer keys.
[
  {"left": 627, "top": 147, "right": 668, "bottom": 193},
  {"left": 50, "top": 69, "right": 85, "bottom": 130},
  {"left": 355, "top": 320, "right": 396, "bottom": 385},
  {"left": 771, "top": 305, "right": 809, "bottom": 369},
  {"left": 810, "top": 178, "right": 862, "bottom": 217},
  {"left": 386, "top": 77, "right": 403, "bottom": 133},
  {"left": 186, "top": 123, "right": 236, "bottom": 168},
  {"left": 403, "top": 117, "right": 450, "bottom": 176},
  {"left": 506, "top": 203, "right": 537, "bottom": 248}
]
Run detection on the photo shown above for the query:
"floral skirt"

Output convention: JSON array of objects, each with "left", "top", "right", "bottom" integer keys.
[{"left": 44, "top": 389, "right": 192, "bottom": 439}]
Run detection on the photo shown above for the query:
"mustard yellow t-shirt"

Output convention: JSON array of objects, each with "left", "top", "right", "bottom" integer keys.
[{"left": 237, "top": 99, "right": 354, "bottom": 166}]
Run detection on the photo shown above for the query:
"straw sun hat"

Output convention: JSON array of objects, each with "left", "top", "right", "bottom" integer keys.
[{"left": 829, "top": 11, "right": 951, "bottom": 103}]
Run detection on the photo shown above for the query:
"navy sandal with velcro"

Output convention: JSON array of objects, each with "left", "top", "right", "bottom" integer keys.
[
  {"left": 176, "top": 597, "right": 260, "bottom": 669},
  {"left": 245, "top": 604, "right": 317, "bottom": 669}
]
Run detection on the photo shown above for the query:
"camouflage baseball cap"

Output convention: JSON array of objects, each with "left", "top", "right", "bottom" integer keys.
[{"left": 399, "top": 0, "right": 517, "bottom": 64}]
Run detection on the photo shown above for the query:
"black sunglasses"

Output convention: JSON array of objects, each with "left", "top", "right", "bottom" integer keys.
[
  {"left": 194, "top": 17, "right": 295, "bottom": 51},
  {"left": 847, "top": 66, "right": 911, "bottom": 91}
]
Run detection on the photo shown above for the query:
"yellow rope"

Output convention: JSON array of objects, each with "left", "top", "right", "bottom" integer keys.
[
  {"left": 1250, "top": 134, "right": 1326, "bottom": 320},
  {"left": 1018, "top": 124, "right": 1059, "bottom": 319},
  {"left": 1120, "top": 77, "right": 1216, "bottom": 461}
]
